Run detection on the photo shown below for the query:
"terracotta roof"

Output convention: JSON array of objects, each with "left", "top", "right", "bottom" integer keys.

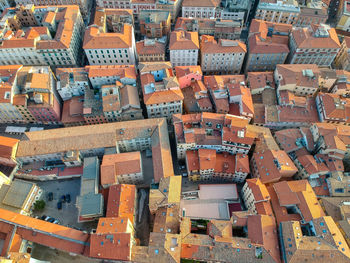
[
  {"left": 175, "top": 65, "right": 202, "bottom": 79},
  {"left": 292, "top": 24, "right": 341, "bottom": 49},
  {"left": 87, "top": 65, "right": 136, "bottom": 79},
  {"left": 83, "top": 24, "right": 133, "bottom": 49},
  {"left": 318, "top": 93, "right": 350, "bottom": 123},
  {"left": 268, "top": 180, "right": 325, "bottom": 225},
  {"left": 101, "top": 152, "right": 141, "bottom": 186},
  {"left": 182, "top": 0, "right": 220, "bottom": 7},
  {"left": 0, "top": 136, "right": 18, "bottom": 159},
  {"left": 106, "top": 184, "right": 136, "bottom": 224},
  {"left": 200, "top": 35, "right": 246, "bottom": 54},
  {"left": 296, "top": 154, "right": 330, "bottom": 176},
  {"left": 274, "top": 128, "right": 304, "bottom": 153},
  {"left": 136, "top": 40, "right": 165, "bottom": 55},
  {"left": 252, "top": 150, "right": 297, "bottom": 184},
  {"left": 0, "top": 208, "right": 89, "bottom": 255},
  {"left": 90, "top": 218, "right": 132, "bottom": 261},
  {"left": 169, "top": 31, "right": 199, "bottom": 50},
  {"left": 245, "top": 178, "right": 273, "bottom": 216},
  {"left": 280, "top": 217, "right": 350, "bottom": 262},
  {"left": 276, "top": 64, "right": 320, "bottom": 89},
  {"left": 248, "top": 19, "right": 291, "bottom": 54},
  {"left": 247, "top": 71, "right": 275, "bottom": 91}
]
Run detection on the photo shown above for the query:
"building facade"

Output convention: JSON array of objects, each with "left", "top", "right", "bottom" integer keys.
[
  {"left": 169, "top": 30, "right": 199, "bottom": 67},
  {"left": 200, "top": 35, "right": 246, "bottom": 74},
  {"left": 289, "top": 24, "right": 341, "bottom": 66}
]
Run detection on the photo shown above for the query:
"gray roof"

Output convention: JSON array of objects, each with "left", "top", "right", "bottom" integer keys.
[{"left": 77, "top": 193, "right": 103, "bottom": 217}]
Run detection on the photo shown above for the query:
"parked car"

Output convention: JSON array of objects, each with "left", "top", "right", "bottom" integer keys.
[
  {"left": 44, "top": 216, "right": 53, "bottom": 222},
  {"left": 47, "top": 217, "right": 55, "bottom": 223},
  {"left": 66, "top": 194, "right": 71, "bottom": 203},
  {"left": 53, "top": 219, "right": 60, "bottom": 224},
  {"left": 48, "top": 192, "right": 53, "bottom": 201},
  {"left": 57, "top": 201, "right": 62, "bottom": 210},
  {"left": 41, "top": 215, "right": 48, "bottom": 220},
  {"left": 61, "top": 195, "right": 66, "bottom": 203}
]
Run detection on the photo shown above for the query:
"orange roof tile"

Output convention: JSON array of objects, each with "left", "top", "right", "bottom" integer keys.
[
  {"left": 0, "top": 136, "right": 19, "bottom": 159},
  {"left": 169, "top": 30, "right": 199, "bottom": 50},
  {"left": 292, "top": 24, "right": 341, "bottom": 49},
  {"left": 200, "top": 35, "right": 246, "bottom": 54},
  {"left": 106, "top": 184, "right": 136, "bottom": 224},
  {"left": 83, "top": 24, "right": 133, "bottom": 49}
]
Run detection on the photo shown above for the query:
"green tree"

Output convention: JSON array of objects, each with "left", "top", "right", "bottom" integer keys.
[{"left": 33, "top": 200, "right": 46, "bottom": 211}]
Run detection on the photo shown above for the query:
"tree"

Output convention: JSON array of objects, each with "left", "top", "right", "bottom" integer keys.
[{"left": 33, "top": 200, "right": 46, "bottom": 211}]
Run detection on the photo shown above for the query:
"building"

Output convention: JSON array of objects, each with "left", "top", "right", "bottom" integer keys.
[
  {"left": 316, "top": 93, "right": 350, "bottom": 125},
  {"left": 268, "top": 180, "right": 325, "bottom": 225},
  {"left": 0, "top": 136, "right": 19, "bottom": 184},
  {"left": 280, "top": 217, "right": 350, "bottom": 262},
  {"left": 274, "top": 128, "right": 312, "bottom": 154},
  {"left": 76, "top": 157, "right": 104, "bottom": 222},
  {"left": 181, "top": 0, "right": 252, "bottom": 23},
  {"left": 255, "top": 0, "right": 300, "bottom": 24},
  {"left": 90, "top": 217, "right": 136, "bottom": 261},
  {"left": 185, "top": 149, "right": 249, "bottom": 182},
  {"left": 56, "top": 68, "right": 89, "bottom": 101},
  {"left": 250, "top": 150, "right": 298, "bottom": 184},
  {"left": 296, "top": 1, "right": 328, "bottom": 27},
  {"left": 258, "top": 97, "right": 319, "bottom": 129},
  {"left": 139, "top": 62, "right": 184, "bottom": 120},
  {"left": 181, "top": 79, "right": 213, "bottom": 113},
  {"left": 181, "top": 0, "right": 219, "bottom": 19},
  {"left": 0, "top": 65, "right": 61, "bottom": 125},
  {"left": 289, "top": 24, "right": 341, "bottom": 66},
  {"left": 15, "top": 118, "right": 173, "bottom": 183},
  {"left": 136, "top": 39, "right": 165, "bottom": 62},
  {"left": 274, "top": 64, "right": 321, "bottom": 96},
  {"left": 0, "top": 5, "right": 84, "bottom": 66},
  {"left": 242, "top": 178, "right": 273, "bottom": 216},
  {"left": 86, "top": 65, "right": 137, "bottom": 88},
  {"left": 106, "top": 184, "right": 137, "bottom": 225},
  {"left": 294, "top": 154, "right": 330, "bottom": 179},
  {"left": 180, "top": 214, "right": 281, "bottom": 263},
  {"left": 203, "top": 75, "right": 254, "bottom": 119},
  {"left": 173, "top": 113, "right": 256, "bottom": 160},
  {"left": 334, "top": 37, "right": 350, "bottom": 71},
  {"left": 180, "top": 184, "right": 240, "bottom": 220},
  {"left": 101, "top": 82, "right": 143, "bottom": 122},
  {"left": 93, "top": 8, "right": 134, "bottom": 29},
  {"left": 247, "top": 71, "right": 275, "bottom": 95},
  {"left": 15, "top": 0, "right": 93, "bottom": 19},
  {"left": 139, "top": 10, "right": 171, "bottom": 38},
  {"left": 200, "top": 35, "right": 246, "bottom": 74},
  {"left": 175, "top": 65, "right": 202, "bottom": 89},
  {"left": 310, "top": 123, "right": 349, "bottom": 161},
  {"left": 169, "top": 30, "right": 199, "bottom": 67},
  {"left": 95, "top": 0, "right": 156, "bottom": 19},
  {"left": 175, "top": 17, "right": 242, "bottom": 40},
  {"left": 336, "top": 1, "right": 350, "bottom": 32},
  {"left": 0, "top": 179, "right": 41, "bottom": 216},
  {"left": 82, "top": 88, "right": 107, "bottom": 125},
  {"left": 101, "top": 152, "right": 143, "bottom": 188},
  {"left": 83, "top": 15, "right": 136, "bottom": 65},
  {"left": 320, "top": 197, "right": 350, "bottom": 246},
  {"left": 0, "top": 208, "right": 90, "bottom": 256},
  {"left": 245, "top": 19, "right": 291, "bottom": 72}
]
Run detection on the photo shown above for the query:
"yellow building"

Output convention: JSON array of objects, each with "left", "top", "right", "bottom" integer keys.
[
  {"left": 0, "top": 136, "right": 19, "bottom": 186},
  {"left": 337, "top": 1, "right": 350, "bottom": 32},
  {"left": 334, "top": 37, "right": 350, "bottom": 70}
]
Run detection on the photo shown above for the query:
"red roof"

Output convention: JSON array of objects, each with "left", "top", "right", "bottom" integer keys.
[{"left": 106, "top": 184, "right": 136, "bottom": 225}]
